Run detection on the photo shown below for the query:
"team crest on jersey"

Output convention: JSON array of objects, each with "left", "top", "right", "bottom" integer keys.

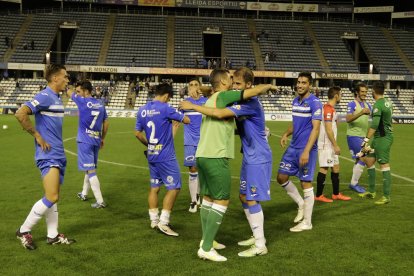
[
  {"left": 30, "top": 99, "right": 40, "bottom": 107},
  {"left": 373, "top": 108, "right": 379, "bottom": 113},
  {"left": 167, "top": 175, "right": 174, "bottom": 183}
]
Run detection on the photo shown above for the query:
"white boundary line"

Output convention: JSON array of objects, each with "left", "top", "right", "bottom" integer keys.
[
  {"left": 64, "top": 133, "right": 414, "bottom": 186},
  {"left": 269, "top": 132, "right": 414, "bottom": 184}
]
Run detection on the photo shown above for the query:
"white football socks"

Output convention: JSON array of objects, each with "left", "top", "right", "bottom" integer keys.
[
  {"left": 82, "top": 174, "right": 90, "bottom": 196},
  {"left": 189, "top": 173, "right": 198, "bottom": 203},
  {"left": 282, "top": 181, "right": 304, "bottom": 208},
  {"left": 160, "top": 209, "right": 171, "bottom": 225},
  {"left": 89, "top": 173, "right": 104, "bottom": 204},
  {"left": 351, "top": 163, "right": 365, "bottom": 185},
  {"left": 20, "top": 198, "right": 52, "bottom": 233},
  {"left": 149, "top": 208, "right": 159, "bottom": 223},
  {"left": 303, "top": 187, "right": 314, "bottom": 225},
  {"left": 45, "top": 204, "right": 59, "bottom": 238},
  {"left": 248, "top": 204, "right": 265, "bottom": 248}
]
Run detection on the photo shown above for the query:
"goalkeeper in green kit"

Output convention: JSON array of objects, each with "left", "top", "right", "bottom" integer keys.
[{"left": 358, "top": 81, "right": 393, "bottom": 204}]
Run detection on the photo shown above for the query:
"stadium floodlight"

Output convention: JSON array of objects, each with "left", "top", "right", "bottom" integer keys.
[
  {"left": 369, "top": 63, "right": 374, "bottom": 74},
  {"left": 45, "top": 51, "right": 51, "bottom": 65}
]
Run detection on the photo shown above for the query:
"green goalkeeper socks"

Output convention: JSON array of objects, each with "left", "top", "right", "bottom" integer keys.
[
  {"left": 200, "top": 201, "right": 212, "bottom": 238},
  {"left": 367, "top": 167, "right": 376, "bottom": 193},
  {"left": 202, "top": 204, "right": 226, "bottom": 252},
  {"left": 382, "top": 170, "right": 392, "bottom": 198}
]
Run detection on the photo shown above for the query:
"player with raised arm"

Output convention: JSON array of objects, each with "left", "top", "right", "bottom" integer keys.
[
  {"left": 359, "top": 81, "right": 393, "bottom": 205},
  {"left": 180, "top": 68, "right": 276, "bottom": 262},
  {"left": 276, "top": 72, "right": 322, "bottom": 232},
  {"left": 181, "top": 78, "right": 207, "bottom": 213},
  {"left": 15, "top": 64, "right": 75, "bottom": 250},
  {"left": 135, "top": 83, "right": 190, "bottom": 236},
  {"left": 346, "top": 83, "right": 372, "bottom": 193},
  {"left": 70, "top": 80, "right": 109, "bottom": 208},
  {"left": 315, "top": 86, "right": 351, "bottom": 202},
  {"left": 182, "top": 67, "right": 271, "bottom": 257}
]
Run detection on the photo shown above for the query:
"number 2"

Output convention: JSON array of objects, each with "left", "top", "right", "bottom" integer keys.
[{"left": 147, "top": 121, "right": 158, "bottom": 144}]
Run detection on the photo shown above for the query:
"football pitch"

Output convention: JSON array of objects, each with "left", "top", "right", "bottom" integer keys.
[{"left": 0, "top": 115, "right": 413, "bottom": 275}]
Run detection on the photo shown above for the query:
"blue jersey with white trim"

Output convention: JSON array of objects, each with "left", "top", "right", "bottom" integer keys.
[
  {"left": 227, "top": 97, "right": 272, "bottom": 165},
  {"left": 24, "top": 87, "right": 65, "bottom": 160},
  {"left": 136, "top": 100, "right": 185, "bottom": 163},
  {"left": 72, "top": 94, "right": 108, "bottom": 146},
  {"left": 291, "top": 94, "right": 322, "bottom": 149},
  {"left": 182, "top": 96, "right": 207, "bottom": 146}
]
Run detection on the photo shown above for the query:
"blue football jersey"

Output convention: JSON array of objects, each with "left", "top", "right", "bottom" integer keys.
[
  {"left": 227, "top": 97, "right": 272, "bottom": 165},
  {"left": 24, "top": 87, "right": 65, "bottom": 160},
  {"left": 72, "top": 94, "right": 108, "bottom": 146},
  {"left": 290, "top": 93, "right": 322, "bottom": 149},
  {"left": 182, "top": 96, "right": 207, "bottom": 146},
  {"left": 136, "top": 100, "right": 185, "bottom": 163}
]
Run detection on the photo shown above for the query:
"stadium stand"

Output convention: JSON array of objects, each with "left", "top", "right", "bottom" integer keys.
[
  {"left": 174, "top": 17, "right": 255, "bottom": 69},
  {"left": 0, "top": 78, "right": 45, "bottom": 108},
  {"left": 310, "top": 22, "right": 359, "bottom": 73},
  {"left": 8, "top": 14, "right": 60, "bottom": 63},
  {"left": 0, "top": 78, "right": 413, "bottom": 117},
  {"left": 350, "top": 24, "right": 411, "bottom": 75},
  {"left": 0, "top": 14, "right": 26, "bottom": 61},
  {"left": 0, "top": 12, "right": 413, "bottom": 76},
  {"left": 65, "top": 13, "right": 109, "bottom": 65},
  {"left": 255, "top": 20, "right": 323, "bottom": 72},
  {"left": 105, "top": 14, "right": 167, "bottom": 67}
]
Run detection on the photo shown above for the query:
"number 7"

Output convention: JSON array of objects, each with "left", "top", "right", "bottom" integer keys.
[{"left": 90, "top": 111, "right": 100, "bottom": 128}]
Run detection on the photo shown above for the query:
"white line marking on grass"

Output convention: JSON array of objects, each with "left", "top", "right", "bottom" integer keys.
[
  {"left": 63, "top": 133, "right": 413, "bottom": 186},
  {"left": 270, "top": 132, "right": 414, "bottom": 184}
]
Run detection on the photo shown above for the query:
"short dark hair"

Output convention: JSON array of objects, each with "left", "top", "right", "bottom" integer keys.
[
  {"left": 45, "top": 64, "right": 66, "bottom": 83},
  {"left": 234, "top": 67, "right": 254, "bottom": 84},
  {"left": 209, "top": 68, "right": 230, "bottom": 90},
  {"left": 76, "top": 80, "right": 93, "bottom": 93},
  {"left": 355, "top": 82, "right": 368, "bottom": 93},
  {"left": 155, "top": 82, "right": 173, "bottom": 98},
  {"left": 328, "top": 86, "right": 341, "bottom": 99},
  {"left": 298, "top": 72, "right": 313, "bottom": 84},
  {"left": 372, "top": 81, "right": 385, "bottom": 95},
  {"left": 188, "top": 78, "right": 200, "bottom": 85}
]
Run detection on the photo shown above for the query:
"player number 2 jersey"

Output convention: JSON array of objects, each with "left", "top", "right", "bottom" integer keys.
[
  {"left": 72, "top": 94, "right": 108, "bottom": 146},
  {"left": 136, "top": 100, "right": 185, "bottom": 163},
  {"left": 318, "top": 103, "right": 337, "bottom": 149}
]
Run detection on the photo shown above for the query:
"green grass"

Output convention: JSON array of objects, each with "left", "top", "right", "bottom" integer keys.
[{"left": 0, "top": 115, "right": 413, "bottom": 275}]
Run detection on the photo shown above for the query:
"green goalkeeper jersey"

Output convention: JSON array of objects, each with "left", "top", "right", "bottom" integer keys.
[
  {"left": 196, "top": 90, "right": 242, "bottom": 159},
  {"left": 371, "top": 98, "right": 393, "bottom": 138}
]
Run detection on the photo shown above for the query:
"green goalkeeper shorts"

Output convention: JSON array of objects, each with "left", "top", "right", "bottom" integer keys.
[
  {"left": 369, "top": 136, "right": 393, "bottom": 164},
  {"left": 196, "top": 157, "right": 231, "bottom": 200}
]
